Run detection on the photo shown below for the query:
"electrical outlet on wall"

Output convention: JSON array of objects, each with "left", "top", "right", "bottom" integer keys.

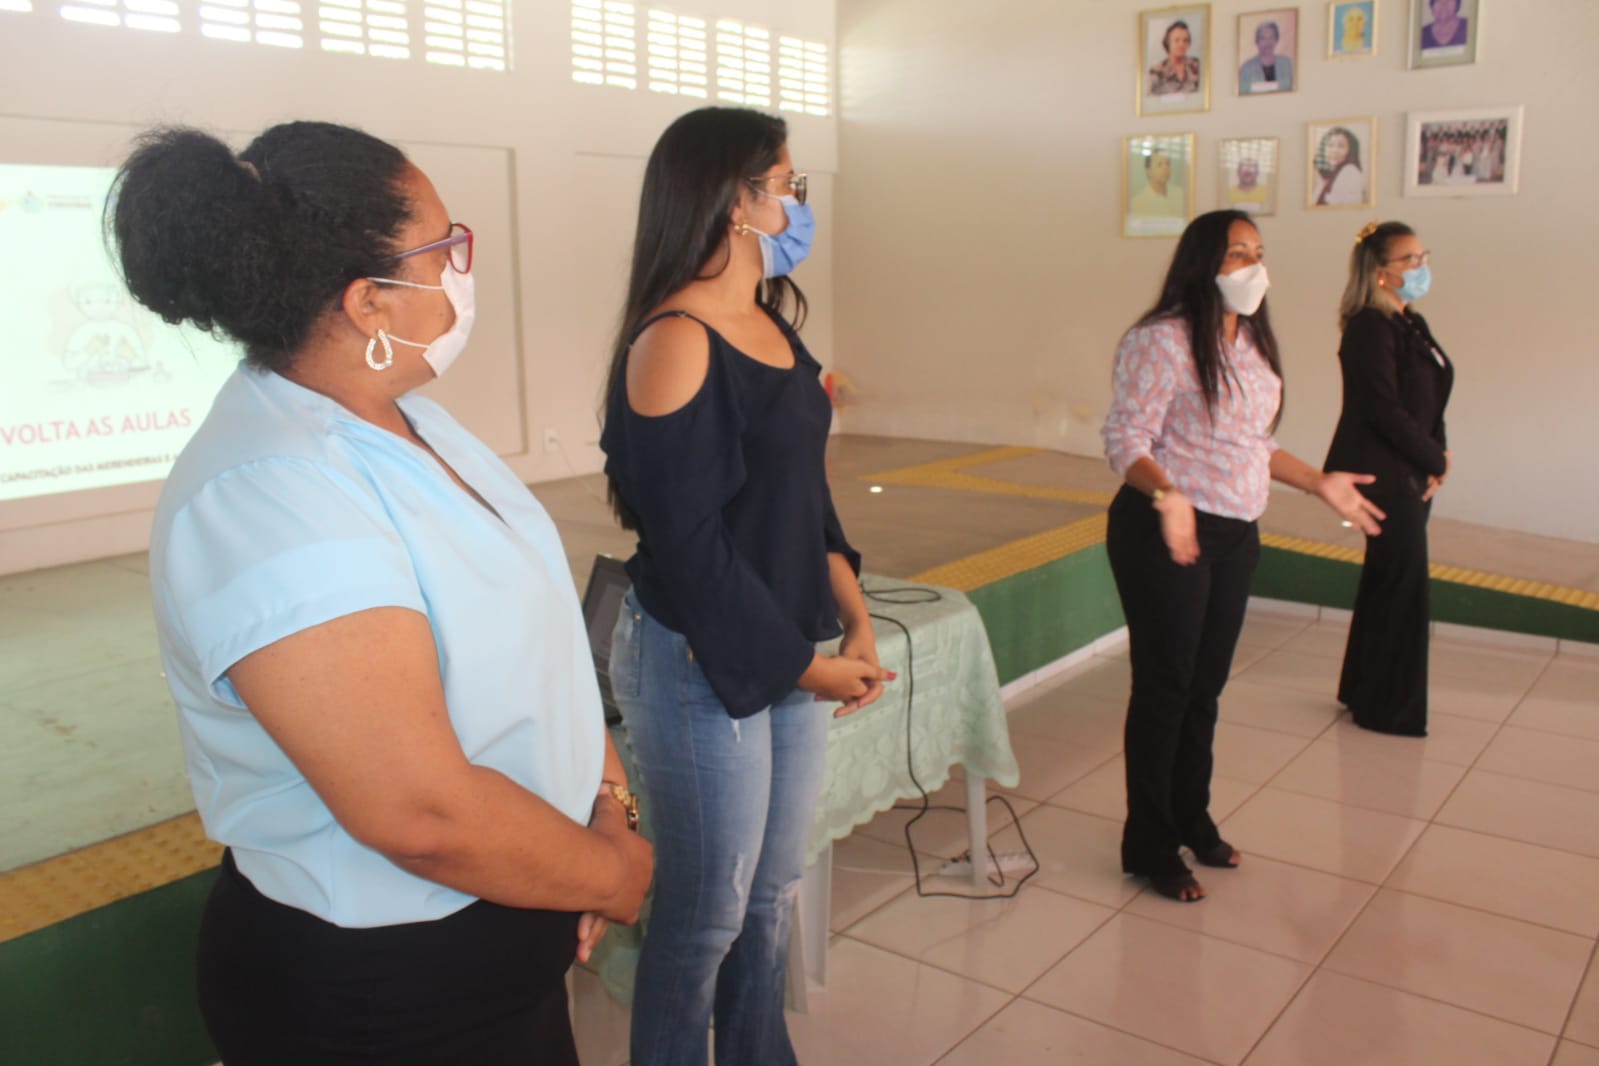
[{"left": 543, "top": 428, "right": 559, "bottom": 453}]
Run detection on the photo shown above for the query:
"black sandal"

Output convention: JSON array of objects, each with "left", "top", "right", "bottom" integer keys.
[
  {"left": 1145, "top": 870, "right": 1204, "bottom": 902},
  {"left": 1190, "top": 841, "right": 1241, "bottom": 869}
]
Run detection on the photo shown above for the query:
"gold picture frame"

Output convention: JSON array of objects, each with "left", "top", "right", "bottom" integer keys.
[
  {"left": 1327, "top": 0, "right": 1378, "bottom": 58},
  {"left": 1219, "top": 136, "right": 1280, "bottom": 216},
  {"left": 1123, "top": 132, "right": 1197, "bottom": 238},
  {"left": 1237, "top": 8, "right": 1299, "bottom": 95},
  {"left": 1137, "top": 4, "right": 1212, "bottom": 117},
  {"left": 1307, "top": 116, "right": 1377, "bottom": 210}
]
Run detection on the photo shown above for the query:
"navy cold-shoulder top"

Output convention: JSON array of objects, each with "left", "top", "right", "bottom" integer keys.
[{"left": 600, "top": 309, "right": 861, "bottom": 718}]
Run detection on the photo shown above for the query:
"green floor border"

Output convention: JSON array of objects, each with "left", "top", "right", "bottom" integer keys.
[
  {"left": 1253, "top": 546, "right": 1599, "bottom": 644},
  {"left": 0, "top": 868, "right": 218, "bottom": 1066}
]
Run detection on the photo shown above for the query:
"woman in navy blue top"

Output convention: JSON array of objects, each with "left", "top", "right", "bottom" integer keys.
[{"left": 600, "top": 107, "right": 889, "bottom": 1066}]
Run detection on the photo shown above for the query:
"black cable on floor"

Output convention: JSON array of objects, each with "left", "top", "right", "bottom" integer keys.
[{"left": 862, "top": 583, "right": 1040, "bottom": 900}]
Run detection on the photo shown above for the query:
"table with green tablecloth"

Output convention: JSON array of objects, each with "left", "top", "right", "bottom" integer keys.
[{"left": 589, "top": 576, "right": 1020, "bottom": 1009}]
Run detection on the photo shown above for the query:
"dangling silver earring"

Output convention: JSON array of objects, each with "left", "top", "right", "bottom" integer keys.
[{"left": 365, "top": 330, "right": 394, "bottom": 371}]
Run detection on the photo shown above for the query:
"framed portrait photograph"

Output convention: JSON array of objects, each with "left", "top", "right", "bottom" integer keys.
[
  {"left": 1137, "top": 5, "right": 1211, "bottom": 117},
  {"left": 1327, "top": 0, "right": 1377, "bottom": 58},
  {"left": 1123, "top": 133, "right": 1196, "bottom": 238},
  {"left": 1237, "top": 9, "right": 1298, "bottom": 95},
  {"left": 1307, "top": 117, "right": 1376, "bottom": 210},
  {"left": 1219, "top": 137, "right": 1280, "bottom": 216},
  {"left": 1405, "top": 105, "right": 1522, "bottom": 196},
  {"left": 1409, "top": 0, "right": 1480, "bottom": 68}
]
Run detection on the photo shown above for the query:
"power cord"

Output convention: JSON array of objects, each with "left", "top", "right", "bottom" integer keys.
[{"left": 862, "top": 583, "right": 1040, "bottom": 900}]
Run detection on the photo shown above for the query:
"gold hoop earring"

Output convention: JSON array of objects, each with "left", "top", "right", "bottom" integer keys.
[{"left": 365, "top": 330, "right": 395, "bottom": 371}]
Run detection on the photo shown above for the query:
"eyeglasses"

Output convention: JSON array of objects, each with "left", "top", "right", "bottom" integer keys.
[
  {"left": 394, "top": 222, "right": 474, "bottom": 274},
  {"left": 1385, "top": 250, "right": 1430, "bottom": 270},
  {"left": 746, "top": 172, "right": 808, "bottom": 206}
]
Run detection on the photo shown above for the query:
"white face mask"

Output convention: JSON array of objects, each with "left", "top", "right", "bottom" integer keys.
[
  {"left": 367, "top": 265, "right": 477, "bottom": 377},
  {"left": 1214, "top": 262, "right": 1270, "bottom": 316}
]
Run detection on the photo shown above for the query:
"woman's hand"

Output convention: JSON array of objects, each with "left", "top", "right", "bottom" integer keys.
[
  {"left": 1153, "top": 489, "right": 1200, "bottom": 565},
  {"left": 836, "top": 624, "right": 887, "bottom": 717},
  {"left": 1423, "top": 450, "right": 1453, "bottom": 501},
  {"left": 1317, "top": 471, "right": 1386, "bottom": 534},
  {"left": 575, "top": 912, "right": 608, "bottom": 964},
  {"left": 798, "top": 652, "right": 894, "bottom": 717},
  {"left": 588, "top": 795, "right": 654, "bottom": 926}
]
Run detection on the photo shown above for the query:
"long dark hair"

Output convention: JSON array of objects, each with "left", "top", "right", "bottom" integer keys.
[
  {"left": 107, "top": 122, "right": 412, "bottom": 373},
  {"left": 1135, "top": 209, "right": 1283, "bottom": 426},
  {"left": 601, "top": 106, "right": 807, "bottom": 529}
]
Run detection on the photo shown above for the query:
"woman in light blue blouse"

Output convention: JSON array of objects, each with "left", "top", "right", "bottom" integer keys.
[{"left": 111, "top": 122, "right": 653, "bottom": 1065}]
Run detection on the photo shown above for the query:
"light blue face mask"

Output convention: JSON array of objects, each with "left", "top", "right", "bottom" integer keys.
[
  {"left": 1395, "top": 263, "right": 1431, "bottom": 303},
  {"left": 745, "top": 195, "right": 815, "bottom": 278}
]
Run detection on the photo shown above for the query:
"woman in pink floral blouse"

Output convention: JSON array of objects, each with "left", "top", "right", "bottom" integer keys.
[{"left": 1100, "top": 210, "right": 1384, "bottom": 903}]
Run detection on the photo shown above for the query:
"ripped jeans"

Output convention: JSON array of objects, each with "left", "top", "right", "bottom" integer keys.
[{"left": 610, "top": 593, "right": 827, "bottom": 1066}]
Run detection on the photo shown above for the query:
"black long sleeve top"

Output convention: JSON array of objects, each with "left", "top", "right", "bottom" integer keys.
[
  {"left": 1324, "top": 306, "right": 1454, "bottom": 494},
  {"left": 600, "top": 309, "right": 860, "bottom": 718}
]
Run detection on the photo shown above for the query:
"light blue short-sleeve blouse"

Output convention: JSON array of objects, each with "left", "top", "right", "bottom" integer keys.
[{"left": 150, "top": 366, "right": 605, "bottom": 928}]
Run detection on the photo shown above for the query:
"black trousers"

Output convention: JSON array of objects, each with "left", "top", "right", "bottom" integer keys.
[
  {"left": 1340, "top": 485, "right": 1433, "bottom": 736},
  {"left": 198, "top": 851, "right": 581, "bottom": 1066},
  {"left": 1106, "top": 486, "right": 1260, "bottom": 876}
]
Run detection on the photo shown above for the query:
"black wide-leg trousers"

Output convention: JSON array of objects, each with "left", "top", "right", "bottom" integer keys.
[
  {"left": 1339, "top": 486, "right": 1433, "bottom": 736},
  {"left": 1106, "top": 486, "right": 1260, "bottom": 877}
]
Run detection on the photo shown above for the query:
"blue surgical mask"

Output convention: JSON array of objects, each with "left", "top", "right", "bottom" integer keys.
[
  {"left": 745, "top": 195, "right": 815, "bottom": 278},
  {"left": 1396, "top": 263, "right": 1431, "bottom": 303}
]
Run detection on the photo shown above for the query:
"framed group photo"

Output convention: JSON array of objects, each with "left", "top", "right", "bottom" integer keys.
[
  {"left": 1409, "top": 0, "right": 1480, "bottom": 68},
  {"left": 1237, "top": 9, "right": 1298, "bottom": 95},
  {"left": 1220, "top": 137, "right": 1280, "bottom": 216},
  {"left": 1137, "top": 4, "right": 1211, "bottom": 117},
  {"left": 1307, "top": 117, "right": 1376, "bottom": 209},
  {"left": 1327, "top": 0, "right": 1377, "bottom": 58},
  {"left": 1405, "top": 105, "right": 1522, "bottom": 196},
  {"left": 1123, "top": 132, "right": 1195, "bottom": 237}
]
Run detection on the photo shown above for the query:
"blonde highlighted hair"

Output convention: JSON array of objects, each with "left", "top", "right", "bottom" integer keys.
[{"left": 1339, "top": 220, "right": 1414, "bottom": 330}]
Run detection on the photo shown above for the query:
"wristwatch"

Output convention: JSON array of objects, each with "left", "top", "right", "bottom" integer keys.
[{"left": 601, "top": 780, "right": 640, "bottom": 832}]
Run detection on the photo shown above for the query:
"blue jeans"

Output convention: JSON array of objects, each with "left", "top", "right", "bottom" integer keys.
[{"left": 610, "top": 594, "right": 827, "bottom": 1066}]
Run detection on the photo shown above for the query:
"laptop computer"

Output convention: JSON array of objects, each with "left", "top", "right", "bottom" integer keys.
[{"left": 580, "top": 554, "right": 632, "bottom": 726}]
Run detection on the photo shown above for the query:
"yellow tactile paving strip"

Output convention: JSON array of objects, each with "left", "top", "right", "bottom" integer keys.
[
  {"left": 865, "top": 446, "right": 1116, "bottom": 507},
  {"left": 0, "top": 812, "right": 220, "bottom": 944},
  {"left": 7, "top": 445, "right": 1594, "bottom": 942}
]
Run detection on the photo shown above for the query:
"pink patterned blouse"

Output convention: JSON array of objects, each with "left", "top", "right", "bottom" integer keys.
[{"left": 1101, "top": 316, "right": 1282, "bottom": 522}]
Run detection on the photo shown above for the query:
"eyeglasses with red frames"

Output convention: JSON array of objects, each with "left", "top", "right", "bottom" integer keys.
[
  {"left": 394, "top": 222, "right": 474, "bottom": 274},
  {"left": 746, "top": 172, "right": 808, "bottom": 206}
]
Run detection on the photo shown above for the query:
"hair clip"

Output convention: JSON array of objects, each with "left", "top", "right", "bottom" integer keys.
[{"left": 1354, "top": 219, "right": 1380, "bottom": 245}]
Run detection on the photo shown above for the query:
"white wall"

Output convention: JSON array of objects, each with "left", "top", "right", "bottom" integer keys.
[
  {"left": 0, "top": 0, "right": 837, "bottom": 573},
  {"left": 833, "top": 0, "right": 1599, "bottom": 542}
]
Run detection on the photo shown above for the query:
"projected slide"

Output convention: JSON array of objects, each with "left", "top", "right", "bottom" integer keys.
[{"left": 0, "top": 164, "right": 239, "bottom": 502}]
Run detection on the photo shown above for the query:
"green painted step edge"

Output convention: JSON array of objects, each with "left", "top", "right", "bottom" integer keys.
[
  {"left": 1253, "top": 545, "right": 1599, "bottom": 644},
  {"left": 0, "top": 866, "right": 219, "bottom": 1066}
]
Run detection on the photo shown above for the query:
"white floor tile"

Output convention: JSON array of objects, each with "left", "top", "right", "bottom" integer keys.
[
  {"left": 1221, "top": 788, "right": 1427, "bottom": 884},
  {"left": 1437, "top": 771, "right": 1599, "bottom": 860},
  {"left": 1243, "top": 971, "right": 1556, "bottom": 1066},
  {"left": 784, "top": 938, "right": 1008, "bottom": 1066},
  {"left": 1125, "top": 854, "right": 1375, "bottom": 964},
  {"left": 1322, "top": 888, "right": 1593, "bottom": 1034},
  {"left": 1268, "top": 737, "right": 1468, "bottom": 819},
  {"left": 939, "top": 998, "right": 1213, "bottom": 1066},
  {"left": 1386, "top": 825, "right": 1599, "bottom": 937},
  {"left": 844, "top": 882, "right": 1113, "bottom": 993},
  {"left": 1024, "top": 914, "right": 1311, "bottom": 1066}
]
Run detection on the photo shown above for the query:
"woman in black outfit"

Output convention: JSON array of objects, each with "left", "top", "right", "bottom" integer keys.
[{"left": 1326, "top": 221, "right": 1455, "bottom": 736}]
